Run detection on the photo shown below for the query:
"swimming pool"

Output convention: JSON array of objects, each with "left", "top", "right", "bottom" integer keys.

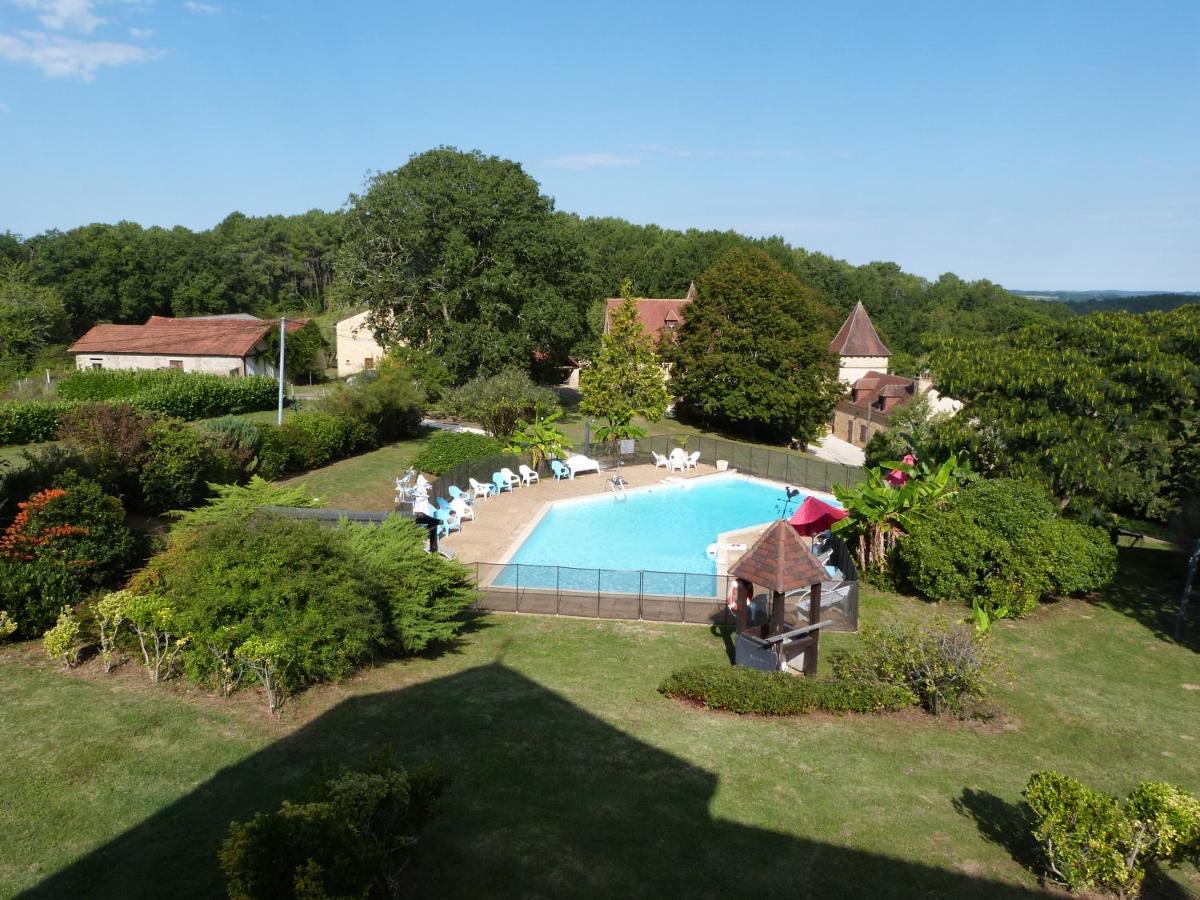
[{"left": 494, "top": 474, "right": 834, "bottom": 597}]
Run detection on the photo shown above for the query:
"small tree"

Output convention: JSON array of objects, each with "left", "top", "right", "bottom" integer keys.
[
  {"left": 126, "top": 594, "right": 189, "bottom": 683},
  {"left": 42, "top": 606, "right": 81, "bottom": 668},
  {"left": 235, "top": 634, "right": 291, "bottom": 715},
  {"left": 442, "top": 369, "right": 560, "bottom": 440},
  {"left": 579, "top": 278, "right": 669, "bottom": 445},
  {"left": 93, "top": 590, "right": 132, "bottom": 674}
]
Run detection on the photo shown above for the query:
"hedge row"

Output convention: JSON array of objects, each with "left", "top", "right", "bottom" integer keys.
[
  {"left": 0, "top": 375, "right": 278, "bottom": 445},
  {"left": 410, "top": 430, "right": 505, "bottom": 475},
  {"left": 658, "top": 664, "right": 916, "bottom": 715},
  {"left": 57, "top": 370, "right": 278, "bottom": 419},
  {"left": 0, "top": 401, "right": 79, "bottom": 444}
]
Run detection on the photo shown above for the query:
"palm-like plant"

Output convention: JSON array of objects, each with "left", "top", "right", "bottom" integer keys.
[
  {"left": 505, "top": 410, "right": 573, "bottom": 470},
  {"left": 592, "top": 413, "right": 647, "bottom": 455},
  {"left": 832, "top": 454, "right": 966, "bottom": 573}
]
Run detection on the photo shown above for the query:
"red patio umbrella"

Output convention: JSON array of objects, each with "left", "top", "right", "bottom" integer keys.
[{"left": 788, "top": 495, "right": 846, "bottom": 537}]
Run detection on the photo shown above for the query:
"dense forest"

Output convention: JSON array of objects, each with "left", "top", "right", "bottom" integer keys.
[{"left": 0, "top": 190, "right": 1078, "bottom": 383}]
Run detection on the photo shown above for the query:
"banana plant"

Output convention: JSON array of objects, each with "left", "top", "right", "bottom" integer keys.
[
  {"left": 832, "top": 453, "right": 967, "bottom": 573},
  {"left": 504, "top": 410, "right": 573, "bottom": 470}
]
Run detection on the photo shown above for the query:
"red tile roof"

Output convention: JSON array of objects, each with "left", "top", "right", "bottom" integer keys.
[
  {"left": 846, "top": 371, "right": 915, "bottom": 413},
  {"left": 603, "top": 283, "right": 696, "bottom": 337},
  {"left": 829, "top": 301, "right": 890, "bottom": 357},
  {"left": 70, "top": 316, "right": 306, "bottom": 358},
  {"left": 729, "top": 519, "right": 827, "bottom": 593}
]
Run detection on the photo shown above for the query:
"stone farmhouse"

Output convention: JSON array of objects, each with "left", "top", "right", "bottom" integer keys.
[
  {"left": 829, "top": 302, "right": 960, "bottom": 448},
  {"left": 69, "top": 314, "right": 306, "bottom": 377}
]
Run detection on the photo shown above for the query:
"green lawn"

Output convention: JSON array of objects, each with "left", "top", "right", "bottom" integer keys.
[
  {"left": 279, "top": 432, "right": 433, "bottom": 509},
  {"left": 1, "top": 546, "right": 1197, "bottom": 898}
]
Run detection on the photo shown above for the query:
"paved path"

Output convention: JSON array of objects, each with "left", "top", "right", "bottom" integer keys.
[{"left": 808, "top": 433, "right": 865, "bottom": 467}]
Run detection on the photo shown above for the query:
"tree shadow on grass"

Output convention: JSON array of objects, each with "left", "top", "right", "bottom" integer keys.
[
  {"left": 24, "top": 664, "right": 1053, "bottom": 900},
  {"left": 1094, "top": 546, "right": 1198, "bottom": 653},
  {"left": 953, "top": 788, "right": 1196, "bottom": 900}
]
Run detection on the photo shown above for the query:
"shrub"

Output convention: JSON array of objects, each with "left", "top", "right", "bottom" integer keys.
[
  {"left": 0, "top": 443, "right": 92, "bottom": 526},
  {"left": 138, "top": 422, "right": 216, "bottom": 513},
  {"left": 658, "top": 664, "right": 916, "bottom": 715},
  {"left": 1024, "top": 771, "right": 1200, "bottom": 897},
  {"left": 830, "top": 618, "right": 996, "bottom": 715},
  {"left": 0, "top": 478, "right": 139, "bottom": 635},
  {"left": 893, "top": 478, "right": 1118, "bottom": 618},
  {"left": 58, "top": 402, "right": 158, "bottom": 497},
  {"left": 126, "top": 484, "right": 473, "bottom": 708},
  {"left": 202, "top": 416, "right": 266, "bottom": 477},
  {"left": 320, "top": 356, "right": 426, "bottom": 444},
  {"left": 277, "top": 411, "right": 356, "bottom": 472},
  {"left": 441, "top": 368, "right": 560, "bottom": 439},
  {"left": 42, "top": 605, "right": 81, "bottom": 668},
  {"left": 0, "top": 609, "right": 16, "bottom": 639},
  {"left": 126, "top": 593, "right": 189, "bottom": 682},
  {"left": 219, "top": 757, "right": 443, "bottom": 900},
  {"left": 411, "top": 430, "right": 505, "bottom": 475},
  {"left": 0, "top": 400, "right": 77, "bottom": 444},
  {"left": 94, "top": 590, "right": 131, "bottom": 673}
]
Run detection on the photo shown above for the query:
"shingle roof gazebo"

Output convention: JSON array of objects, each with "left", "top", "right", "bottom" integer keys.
[{"left": 728, "top": 520, "right": 831, "bottom": 675}]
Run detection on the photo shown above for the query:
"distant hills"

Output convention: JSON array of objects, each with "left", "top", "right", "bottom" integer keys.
[{"left": 1010, "top": 289, "right": 1199, "bottom": 315}]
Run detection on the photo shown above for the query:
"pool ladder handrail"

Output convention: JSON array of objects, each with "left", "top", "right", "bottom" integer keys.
[{"left": 607, "top": 474, "right": 627, "bottom": 501}]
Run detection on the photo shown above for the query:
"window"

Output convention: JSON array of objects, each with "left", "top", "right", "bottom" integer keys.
[
  {"left": 169, "top": 360, "right": 183, "bottom": 370},
  {"left": 364, "top": 357, "right": 375, "bottom": 369},
  {"left": 846, "top": 420, "right": 853, "bottom": 440},
  {"left": 859, "top": 425, "right": 867, "bottom": 443},
  {"left": 90, "top": 359, "right": 103, "bottom": 370},
  {"left": 229, "top": 368, "right": 240, "bottom": 377}
]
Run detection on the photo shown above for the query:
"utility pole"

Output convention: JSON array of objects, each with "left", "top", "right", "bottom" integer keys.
[{"left": 277, "top": 317, "right": 287, "bottom": 426}]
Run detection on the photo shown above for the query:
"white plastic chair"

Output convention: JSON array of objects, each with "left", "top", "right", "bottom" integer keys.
[
  {"left": 651, "top": 451, "right": 669, "bottom": 470},
  {"left": 685, "top": 451, "right": 700, "bottom": 469},
  {"left": 449, "top": 496, "right": 475, "bottom": 524},
  {"left": 499, "top": 467, "right": 522, "bottom": 489},
  {"left": 518, "top": 464, "right": 540, "bottom": 485},
  {"left": 668, "top": 448, "right": 687, "bottom": 471},
  {"left": 468, "top": 477, "right": 493, "bottom": 501}
]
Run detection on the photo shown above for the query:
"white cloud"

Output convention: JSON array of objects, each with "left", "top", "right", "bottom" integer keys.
[
  {"left": 0, "top": 101, "right": 9, "bottom": 112},
  {"left": 183, "top": 0, "right": 218, "bottom": 12},
  {"left": 628, "top": 144, "right": 798, "bottom": 161},
  {"left": 128, "top": 25, "right": 151, "bottom": 37},
  {"left": 0, "top": 29, "right": 162, "bottom": 80},
  {"left": 13, "top": 0, "right": 105, "bottom": 33},
  {"left": 542, "top": 153, "right": 641, "bottom": 170}
]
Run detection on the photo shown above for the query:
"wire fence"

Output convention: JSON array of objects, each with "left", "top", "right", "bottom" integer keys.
[
  {"left": 471, "top": 561, "right": 858, "bottom": 630},
  {"left": 600, "top": 433, "right": 866, "bottom": 493}
]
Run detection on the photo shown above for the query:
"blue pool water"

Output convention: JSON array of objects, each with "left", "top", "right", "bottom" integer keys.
[{"left": 495, "top": 475, "right": 833, "bottom": 597}]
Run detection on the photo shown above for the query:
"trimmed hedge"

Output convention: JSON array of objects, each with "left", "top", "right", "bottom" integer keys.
[
  {"left": 57, "top": 369, "right": 278, "bottom": 419},
  {"left": 658, "top": 663, "right": 915, "bottom": 715},
  {"left": 0, "top": 401, "right": 78, "bottom": 444},
  {"left": 411, "top": 430, "right": 504, "bottom": 475}
]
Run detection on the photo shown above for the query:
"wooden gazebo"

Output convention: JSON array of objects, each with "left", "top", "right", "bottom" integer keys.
[{"left": 728, "top": 520, "right": 831, "bottom": 676}]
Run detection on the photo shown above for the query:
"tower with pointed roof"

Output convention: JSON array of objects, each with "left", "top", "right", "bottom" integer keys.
[{"left": 828, "top": 301, "right": 891, "bottom": 385}]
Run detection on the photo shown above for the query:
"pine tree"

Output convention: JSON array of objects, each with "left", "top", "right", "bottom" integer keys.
[{"left": 579, "top": 279, "right": 671, "bottom": 443}]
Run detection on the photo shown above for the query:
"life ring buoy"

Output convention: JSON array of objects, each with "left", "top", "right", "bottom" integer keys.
[{"left": 726, "top": 581, "right": 739, "bottom": 612}]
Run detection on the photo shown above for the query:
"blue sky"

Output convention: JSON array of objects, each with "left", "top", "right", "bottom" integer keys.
[{"left": 1, "top": 0, "right": 1197, "bottom": 290}]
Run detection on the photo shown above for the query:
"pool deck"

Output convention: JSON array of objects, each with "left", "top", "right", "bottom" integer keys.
[{"left": 440, "top": 462, "right": 721, "bottom": 565}]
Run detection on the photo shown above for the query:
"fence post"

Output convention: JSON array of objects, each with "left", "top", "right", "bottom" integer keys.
[
  {"left": 638, "top": 570, "right": 644, "bottom": 621},
  {"left": 556, "top": 566, "right": 561, "bottom": 616},
  {"left": 515, "top": 564, "right": 521, "bottom": 614}
]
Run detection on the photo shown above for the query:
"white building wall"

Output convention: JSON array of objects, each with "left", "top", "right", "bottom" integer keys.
[
  {"left": 336, "top": 310, "right": 387, "bottom": 378},
  {"left": 75, "top": 353, "right": 252, "bottom": 376},
  {"left": 837, "top": 355, "right": 890, "bottom": 384}
]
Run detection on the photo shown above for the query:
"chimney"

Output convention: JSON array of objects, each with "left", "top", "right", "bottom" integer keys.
[{"left": 916, "top": 370, "right": 934, "bottom": 395}]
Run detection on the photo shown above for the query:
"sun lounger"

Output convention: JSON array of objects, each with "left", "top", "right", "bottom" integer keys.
[{"left": 565, "top": 454, "right": 600, "bottom": 477}]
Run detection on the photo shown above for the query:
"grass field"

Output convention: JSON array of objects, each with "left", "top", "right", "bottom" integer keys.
[
  {"left": 1, "top": 545, "right": 1197, "bottom": 898},
  {"left": 279, "top": 431, "right": 433, "bottom": 509}
]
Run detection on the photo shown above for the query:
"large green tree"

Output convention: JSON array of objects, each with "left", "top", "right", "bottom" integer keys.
[
  {"left": 579, "top": 278, "right": 669, "bottom": 436},
  {"left": 335, "top": 147, "right": 591, "bottom": 382},
  {"left": 669, "top": 249, "right": 844, "bottom": 443},
  {"left": 0, "top": 261, "right": 70, "bottom": 379},
  {"left": 932, "top": 305, "right": 1200, "bottom": 521}
]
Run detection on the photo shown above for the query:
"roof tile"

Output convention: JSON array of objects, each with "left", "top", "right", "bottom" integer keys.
[{"left": 729, "top": 520, "right": 827, "bottom": 592}]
